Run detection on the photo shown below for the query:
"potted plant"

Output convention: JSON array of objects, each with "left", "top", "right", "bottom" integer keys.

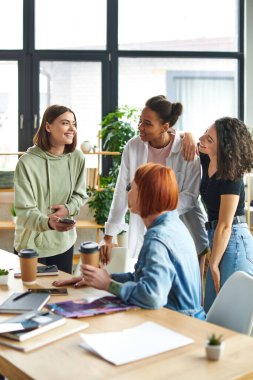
[
  {"left": 87, "top": 105, "right": 139, "bottom": 231},
  {"left": 10, "top": 203, "right": 17, "bottom": 224},
  {"left": 205, "top": 333, "right": 224, "bottom": 361},
  {"left": 100, "top": 104, "right": 139, "bottom": 184},
  {"left": 87, "top": 186, "right": 114, "bottom": 228},
  {"left": 117, "top": 210, "right": 130, "bottom": 246},
  {"left": 0, "top": 268, "right": 9, "bottom": 285}
]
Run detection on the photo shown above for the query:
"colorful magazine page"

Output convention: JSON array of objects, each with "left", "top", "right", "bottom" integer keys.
[{"left": 46, "top": 296, "right": 138, "bottom": 318}]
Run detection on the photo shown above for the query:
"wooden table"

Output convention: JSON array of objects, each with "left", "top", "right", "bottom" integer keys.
[{"left": 0, "top": 249, "right": 253, "bottom": 380}]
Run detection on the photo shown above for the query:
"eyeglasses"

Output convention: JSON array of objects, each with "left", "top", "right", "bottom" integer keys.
[{"left": 126, "top": 182, "right": 131, "bottom": 192}]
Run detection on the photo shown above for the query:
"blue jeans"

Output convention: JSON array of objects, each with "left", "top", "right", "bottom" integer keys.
[{"left": 204, "top": 223, "right": 253, "bottom": 313}]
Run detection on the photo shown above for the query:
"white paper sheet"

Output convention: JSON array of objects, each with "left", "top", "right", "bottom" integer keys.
[
  {"left": 80, "top": 321, "right": 194, "bottom": 365},
  {"left": 0, "top": 323, "right": 24, "bottom": 333}
]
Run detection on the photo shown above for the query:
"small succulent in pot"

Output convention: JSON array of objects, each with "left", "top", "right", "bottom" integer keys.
[
  {"left": 0, "top": 268, "right": 9, "bottom": 285},
  {"left": 205, "top": 333, "right": 224, "bottom": 361},
  {"left": 207, "top": 333, "right": 223, "bottom": 346}
]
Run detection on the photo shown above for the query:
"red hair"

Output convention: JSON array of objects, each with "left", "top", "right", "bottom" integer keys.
[{"left": 134, "top": 163, "right": 178, "bottom": 218}]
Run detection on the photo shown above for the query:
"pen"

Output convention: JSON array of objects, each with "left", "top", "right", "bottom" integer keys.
[{"left": 13, "top": 291, "right": 31, "bottom": 301}]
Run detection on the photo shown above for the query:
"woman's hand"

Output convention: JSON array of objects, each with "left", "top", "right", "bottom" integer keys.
[
  {"left": 99, "top": 236, "right": 116, "bottom": 265},
  {"left": 50, "top": 204, "right": 69, "bottom": 218},
  {"left": 48, "top": 217, "right": 76, "bottom": 232},
  {"left": 181, "top": 132, "right": 198, "bottom": 161},
  {"left": 52, "top": 276, "right": 86, "bottom": 288},
  {"left": 209, "top": 258, "right": 220, "bottom": 294},
  {"left": 80, "top": 264, "right": 111, "bottom": 290}
]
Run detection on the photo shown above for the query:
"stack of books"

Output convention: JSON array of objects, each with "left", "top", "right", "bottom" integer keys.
[{"left": 0, "top": 292, "right": 88, "bottom": 351}]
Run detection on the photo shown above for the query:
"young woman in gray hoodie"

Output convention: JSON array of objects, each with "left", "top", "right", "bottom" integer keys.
[{"left": 14, "top": 105, "right": 87, "bottom": 273}]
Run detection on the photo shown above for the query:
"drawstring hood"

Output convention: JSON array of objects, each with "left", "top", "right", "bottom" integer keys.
[
  {"left": 14, "top": 145, "right": 87, "bottom": 257},
  {"left": 26, "top": 146, "right": 72, "bottom": 212}
]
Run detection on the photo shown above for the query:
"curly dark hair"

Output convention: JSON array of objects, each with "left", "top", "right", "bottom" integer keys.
[
  {"left": 145, "top": 95, "right": 183, "bottom": 127},
  {"left": 215, "top": 117, "right": 253, "bottom": 180}
]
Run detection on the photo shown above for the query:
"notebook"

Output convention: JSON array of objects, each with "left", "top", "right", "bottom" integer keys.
[
  {"left": 46, "top": 296, "right": 139, "bottom": 318},
  {"left": 0, "top": 318, "right": 89, "bottom": 352},
  {"left": 0, "top": 310, "right": 65, "bottom": 341},
  {"left": 14, "top": 265, "right": 59, "bottom": 277},
  {"left": 0, "top": 292, "right": 50, "bottom": 314}
]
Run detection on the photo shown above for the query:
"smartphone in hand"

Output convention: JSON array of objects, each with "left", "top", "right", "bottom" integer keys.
[{"left": 58, "top": 218, "right": 75, "bottom": 225}]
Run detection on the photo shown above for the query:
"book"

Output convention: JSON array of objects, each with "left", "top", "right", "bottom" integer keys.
[
  {"left": 0, "top": 318, "right": 89, "bottom": 352},
  {"left": 14, "top": 265, "right": 59, "bottom": 277},
  {"left": 46, "top": 296, "right": 139, "bottom": 318},
  {"left": 0, "top": 310, "right": 66, "bottom": 341},
  {"left": 0, "top": 292, "right": 50, "bottom": 314},
  {"left": 80, "top": 321, "right": 194, "bottom": 365}
]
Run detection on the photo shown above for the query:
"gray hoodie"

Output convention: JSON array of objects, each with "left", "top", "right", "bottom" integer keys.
[{"left": 14, "top": 146, "right": 87, "bottom": 257}]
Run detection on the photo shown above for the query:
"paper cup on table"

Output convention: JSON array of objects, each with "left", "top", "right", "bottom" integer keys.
[
  {"left": 18, "top": 249, "right": 39, "bottom": 285},
  {"left": 79, "top": 241, "right": 100, "bottom": 268}
]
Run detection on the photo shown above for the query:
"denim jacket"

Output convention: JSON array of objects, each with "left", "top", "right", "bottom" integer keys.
[{"left": 111, "top": 211, "right": 205, "bottom": 320}]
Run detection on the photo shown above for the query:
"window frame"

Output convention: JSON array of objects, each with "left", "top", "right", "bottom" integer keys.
[{"left": 0, "top": 0, "right": 245, "bottom": 170}]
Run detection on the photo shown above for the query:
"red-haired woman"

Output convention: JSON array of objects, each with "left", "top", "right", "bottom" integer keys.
[{"left": 53, "top": 163, "right": 205, "bottom": 319}]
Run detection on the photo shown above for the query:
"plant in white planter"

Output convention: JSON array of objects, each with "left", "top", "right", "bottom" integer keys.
[
  {"left": 0, "top": 269, "right": 9, "bottom": 285},
  {"left": 117, "top": 231, "right": 128, "bottom": 247},
  {"left": 10, "top": 203, "right": 17, "bottom": 223},
  {"left": 205, "top": 333, "right": 224, "bottom": 361}
]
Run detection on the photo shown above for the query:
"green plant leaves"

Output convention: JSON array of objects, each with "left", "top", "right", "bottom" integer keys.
[{"left": 0, "top": 268, "right": 9, "bottom": 276}]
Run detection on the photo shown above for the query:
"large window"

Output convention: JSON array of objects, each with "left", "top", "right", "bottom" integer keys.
[
  {"left": 119, "top": 58, "right": 238, "bottom": 138},
  {"left": 0, "top": 0, "right": 244, "bottom": 172},
  {"left": 118, "top": 0, "right": 238, "bottom": 52},
  {"left": 35, "top": 0, "right": 106, "bottom": 50}
]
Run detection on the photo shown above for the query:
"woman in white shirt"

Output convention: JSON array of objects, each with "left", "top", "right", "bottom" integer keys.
[{"left": 101, "top": 95, "right": 209, "bottom": 269}]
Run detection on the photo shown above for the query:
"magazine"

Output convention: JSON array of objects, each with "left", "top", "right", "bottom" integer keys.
[{"left": 46, "top": 296, "right": 138, "bottom": 318}]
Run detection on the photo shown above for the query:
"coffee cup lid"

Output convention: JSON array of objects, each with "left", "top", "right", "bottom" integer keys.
[
  {"left": 18, "top": 249, "right": 39, "bottom": 258},
  {"left": 79, "top": 241, "right": 99, "bottom": 254}
]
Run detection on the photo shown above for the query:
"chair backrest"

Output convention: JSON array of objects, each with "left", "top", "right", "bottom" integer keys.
[
  {"left": 105, "top": 247, "right": 128, "bottom": 274},
  {"left": 206, "top": 271, "right": 253, "bottom": 335}
]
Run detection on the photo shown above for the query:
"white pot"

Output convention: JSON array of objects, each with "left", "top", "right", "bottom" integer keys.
[
  {"left": 117, "top": 231, "right": 128, "bottom": 247},
  {"left": 80, "top": 141, "right": 92, "bottom": 153},
  {"left": 205, "top": 342, "right": 224, "bottom": 361},
  {"left": 12, "top": 216, "right": 17, "bottom": 224},
  {"left": 0, "top": 274, "right": 9, "bottom": 285}
]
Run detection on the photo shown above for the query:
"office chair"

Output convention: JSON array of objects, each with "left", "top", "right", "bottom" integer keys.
[{"left": 206, "top": 271, "right": 253, "bottom": 335}]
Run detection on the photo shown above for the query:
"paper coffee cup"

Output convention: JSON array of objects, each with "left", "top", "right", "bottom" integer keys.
[
  {"left": 18, "top": 249, "right": 39, "bottom": 285},
  {"left": 79, "top": 241, "right": 99, "bottom": 267}
]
